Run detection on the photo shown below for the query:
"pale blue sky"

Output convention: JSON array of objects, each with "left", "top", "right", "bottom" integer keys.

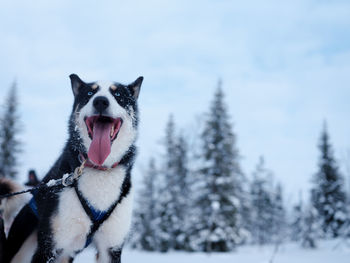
[{"left": 0, "top": 0, "right": 349, "bottom": 201}]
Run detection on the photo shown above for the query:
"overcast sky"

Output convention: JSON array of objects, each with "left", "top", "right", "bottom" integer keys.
[{"left": 0, "top": 0, "right": 349, "bottom": 202}]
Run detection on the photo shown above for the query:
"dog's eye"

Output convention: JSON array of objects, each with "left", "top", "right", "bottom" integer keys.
[
  {"left": 115, "top": 92, "right": 120, "bottom": 97},
  {"left": 87, "top": 92, "right": 93, "bottom": 96}
]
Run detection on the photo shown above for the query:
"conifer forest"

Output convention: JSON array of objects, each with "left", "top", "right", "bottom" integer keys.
[{"left": 130, "top": 82, "right": 350, "bottom": 253}]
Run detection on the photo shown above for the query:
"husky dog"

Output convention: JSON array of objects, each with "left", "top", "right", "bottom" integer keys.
[{"left": 0, "top": 74, "right": 143, "bottom": 263}]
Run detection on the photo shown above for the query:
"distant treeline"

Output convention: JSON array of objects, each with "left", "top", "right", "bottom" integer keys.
[{"left": 131, "top": 81, "right": 349, "bottom": 252}]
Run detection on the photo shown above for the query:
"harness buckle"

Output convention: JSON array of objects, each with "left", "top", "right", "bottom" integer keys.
[
  {"left": 62, "top": 160, "right": 86, "bottom": 187},
  {"left": 62, "top": 173, "right": 75, "bottom": 186}
]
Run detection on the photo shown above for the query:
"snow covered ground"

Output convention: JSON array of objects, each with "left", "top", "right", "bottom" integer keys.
[{"left": 75, "top": 239, "right": 350, "bottom": 262}]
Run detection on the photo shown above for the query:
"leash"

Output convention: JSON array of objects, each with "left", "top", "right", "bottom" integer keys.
[{"left": 0, "top": 160, "right": 86, "bottom": 200}]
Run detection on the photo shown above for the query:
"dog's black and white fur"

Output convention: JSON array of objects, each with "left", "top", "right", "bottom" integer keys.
[{"left": 0, "top": 74, "right": 143, "bottom": 262}]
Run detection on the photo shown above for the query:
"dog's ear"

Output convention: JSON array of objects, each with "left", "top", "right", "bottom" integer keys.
[
  {"left": 69, "top": 74, "right": 85, "bottom": 96},
  {"left": 128, "top": 76, "right": 143, "bottom": 100}
]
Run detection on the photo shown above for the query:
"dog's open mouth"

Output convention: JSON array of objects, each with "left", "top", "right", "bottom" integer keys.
[{"left": 85, "top": 116, "right": 123, "bottom": 166}]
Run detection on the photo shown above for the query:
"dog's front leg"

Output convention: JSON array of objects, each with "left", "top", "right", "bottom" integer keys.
[
  {"left": 31, "top": 227, "right": 59, "bottom": 263},
  {"left": 31, "top": 247, "right": 58, "bottom": 263},
  {"left": 108, "top": 247, "right": 122, "bottom": 263},
  {"left": 95, "top": 246, "right": 122, "bottom": 263}
]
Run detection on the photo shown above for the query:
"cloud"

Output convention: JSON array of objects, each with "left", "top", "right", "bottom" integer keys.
[{"left": 0, "top": 0, "right": 349, "bottom": 200}]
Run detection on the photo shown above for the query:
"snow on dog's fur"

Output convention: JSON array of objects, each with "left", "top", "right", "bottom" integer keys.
[{"left": 0, "top": 74, "right": 143, "bottom": 263}]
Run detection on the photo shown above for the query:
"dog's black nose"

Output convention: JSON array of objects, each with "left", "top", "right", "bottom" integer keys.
[{"left": 93, "top": 96, "right": 109, "bottom": 114}]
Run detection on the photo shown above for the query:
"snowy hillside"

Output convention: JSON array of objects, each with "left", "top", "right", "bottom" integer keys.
[{"left": 75, "top": 239, "right": 350, "bottom": 263}]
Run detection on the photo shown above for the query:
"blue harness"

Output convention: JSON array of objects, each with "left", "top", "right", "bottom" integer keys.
[
  {"left": 29, "top": 182, "right": 121, "bottom": 248},
  {"left": 29, "top": 195, "right": 39, "bottom": 217}
]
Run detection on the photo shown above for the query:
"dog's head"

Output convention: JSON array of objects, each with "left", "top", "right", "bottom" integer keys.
[{"left": 68, "top": 74, "right": 143, "bottom": 167}]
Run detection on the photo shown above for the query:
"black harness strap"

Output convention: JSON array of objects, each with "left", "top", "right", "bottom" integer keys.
[{"left": 73, "top": 183, "right": 125, "bottom": 248}]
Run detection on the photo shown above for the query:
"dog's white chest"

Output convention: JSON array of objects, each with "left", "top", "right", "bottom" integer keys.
[
  {"left": 51, "top": 187, "right": 91, "bottom": 253},
  {"left": 76, "top": 168, "right": 126, "bottom": 211},
  {"left": 51, "top": 167, "right": 131, "bottom": 255}
]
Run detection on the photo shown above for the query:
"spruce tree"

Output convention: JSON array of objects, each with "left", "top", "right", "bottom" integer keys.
[
  {"left": 271, "top": 183, "right": 286, "bottom": 243},
  {"left": 156, "top": 115, "right": 177, "bottom": 252},
  {"left": 290, "top": 195, "right": 304, "bottom": 242},
  {"left": 132, "top": 158, "right": 158, "bottom": 251},
  {"left": 311, "top": 123, "right": 346, "bottom": 237},
  {"left": 138, "top": 115, "right": 190, "bottom": 252},
  {"left": 301, "top": 204, "right": 321, "bottom": 248},
  {"left": 249, "top": 156, "right": 274, "bottom": 245},
  {"left": 189, "top": 81, "right": 245, "bottom": 252},
  {"left": 172, "top": 133, "right": 190, "bottom": 250},
  {"left": 0, "top": 82, "right": 21, "bottom": 178}
]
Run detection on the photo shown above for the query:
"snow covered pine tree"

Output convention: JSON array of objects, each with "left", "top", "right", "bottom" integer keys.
[
  {"left": 172, "top": 133, "right": 190, "bottom": 250},
  {"left": 270, "top": 183, "right": 287, "bottom": 243},
  {"left": 249, "top": 157, "right": 275, "bottom": 245},
  {"left": 300, "top": 204, "right": 321, "bottom": 248},
  {"left": 311, "top": 123, "right": 347, "bottom": 238},
  {"left": 132, "top": 158, "right": 159, "bottom": 251},
  {"left": 0, "top": 82, "right": 21, "bottom": 178},
  {"left": 155, "top": 115, "right": 190, "bottom": 252},
  {"left": 189, "top": 81, "right": 246, "bottom": 252},
  {"left": 290, "top": 194, "right": 304, "bottom": 242}
]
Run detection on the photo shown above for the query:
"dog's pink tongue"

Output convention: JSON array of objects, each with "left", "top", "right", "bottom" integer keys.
[{"left": 88, "top": 121, "right": 113, "bottom": 166}]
